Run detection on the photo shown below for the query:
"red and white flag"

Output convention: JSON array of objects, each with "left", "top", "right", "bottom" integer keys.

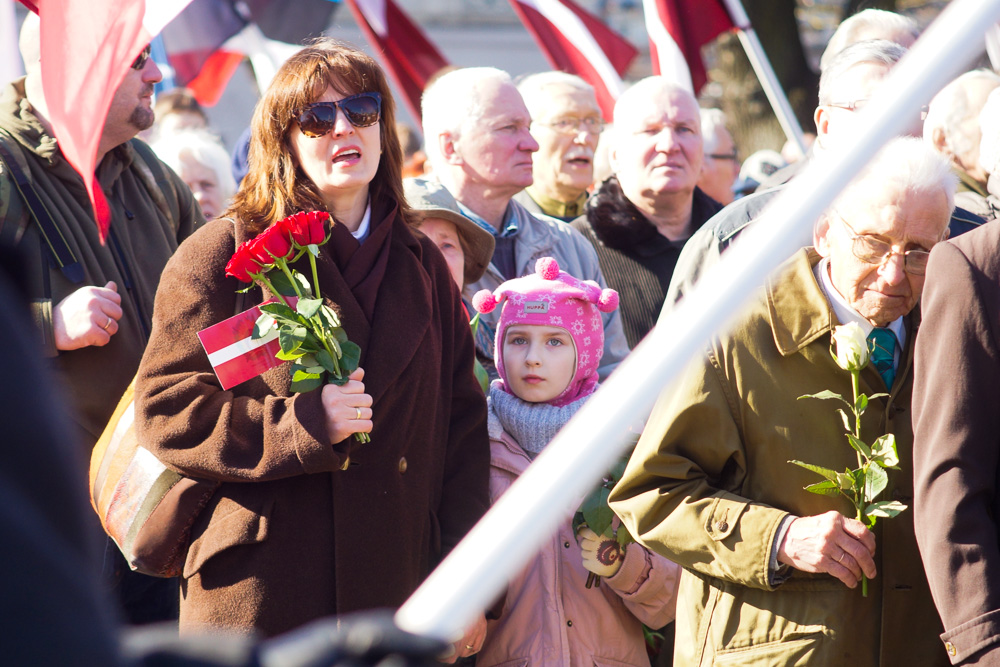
[
  {"left": 345, "top": 0, "right": 450, "bottom": 122},
  {"left": 509, "top": 0, "right": 638, "bottom": 121},
  {"left": 643, "top": 0, "right": 733, "bottom": 94},
  {"left": 19, "top": 0, "right": 194, "bottom": 242},
  {"left": 198, "top": 298, "right": 297, "bottom": 390}
]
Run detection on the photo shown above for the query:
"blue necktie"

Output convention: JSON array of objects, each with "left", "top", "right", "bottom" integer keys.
[{"left": 867, "top": 328, "right": 897, "bottom": 388}]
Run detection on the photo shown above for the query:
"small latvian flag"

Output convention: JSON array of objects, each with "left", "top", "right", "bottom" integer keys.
[{"left": 197, "top": 298, "right": 296, "bottom": 390}]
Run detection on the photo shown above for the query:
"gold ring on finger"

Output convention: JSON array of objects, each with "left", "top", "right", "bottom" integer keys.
[
  {"left": 102, "top": 317, "right": 112, "bottom": 331},
  {"left": 356, "top": 407, "right": 362, "bottom": 420},
  {"left": 836, "top": 552, "right": 844, "bottom": 564}
]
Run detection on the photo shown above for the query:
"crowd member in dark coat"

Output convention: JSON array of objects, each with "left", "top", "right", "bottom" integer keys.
[
  {"left": 913, "top": 221, "right": 1000, "bottom": 664},
  {"left": 572, "top": 77, "right": 722, "bottom": 348},
  {"left": 134, "top": 40, "right": 490, "bottom": 654}
]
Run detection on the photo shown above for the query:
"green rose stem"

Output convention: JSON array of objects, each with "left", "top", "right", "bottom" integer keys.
[
  {"left": 308, "top": 253, "right": 322, "bottom": 301},
  {"left": 254, "top": 271, "right": 292, "bottom": 310},
  {"left": 848, "top": 366, "right": 869, "bottom": 597}
]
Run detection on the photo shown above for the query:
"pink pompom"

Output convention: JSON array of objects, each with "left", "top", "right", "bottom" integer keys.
[
  {"left": 535, "top": 257, "right": 560, "bottom": 280},
  {"left": 597, "top": 288, "right": 619, "bottom": 313},
  {"left": 472, "top": 289, "right": 498, "bottom": 314}
]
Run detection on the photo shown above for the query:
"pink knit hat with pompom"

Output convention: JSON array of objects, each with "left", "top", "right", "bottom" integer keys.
[{"left": 472, "top": 257, "right": 619, "bottom": 406}]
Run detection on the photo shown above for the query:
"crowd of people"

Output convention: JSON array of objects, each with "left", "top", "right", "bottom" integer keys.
[{"left": 5, "top": 4, "right": 1000, "bottom": 667}]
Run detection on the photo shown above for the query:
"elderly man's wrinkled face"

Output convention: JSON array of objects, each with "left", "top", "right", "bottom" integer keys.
[
  {"left": 613, "top": 88, "right": 703, "bottom": 199},
  {"left": 452, "top": 81, "right": 538, "bottom": 194},
  {"left": 529, "top": 85, "right": 602, "bottom": 202},
  {"left": 816, "top": 185, "right": 950, "bottom": 326}
]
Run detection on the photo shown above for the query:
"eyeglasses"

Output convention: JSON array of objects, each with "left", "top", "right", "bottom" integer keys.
[
  {"left": 535, "top": 116, "right": 605, "bottom": 135},
  {"left": 826, "top": 98, "right": 929, "bottom": 121},
  {"left": 131, "top": 44, "right": 151, "bottom": 71},
  {"left": 293, "top": 92, "right": 383, "bottom": 138},
  {"left": 835, "top": 214, "right": 932, "bottom": 275}
]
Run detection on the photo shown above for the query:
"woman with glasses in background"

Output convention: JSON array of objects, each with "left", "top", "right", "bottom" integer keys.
[{"left": 134, "top": 40, "right": 489, "bottom": 656}]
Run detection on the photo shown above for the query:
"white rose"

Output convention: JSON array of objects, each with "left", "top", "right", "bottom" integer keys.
[{"left": 832, "top": 322, "right": 869, "bottom": 371}]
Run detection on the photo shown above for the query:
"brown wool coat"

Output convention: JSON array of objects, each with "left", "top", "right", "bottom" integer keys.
[
  {"left": 135, "top": 210, "right": 490, "bottom": 637},
  {"left": 914, "top": 222, "right": 1000, "bottom": 664}
]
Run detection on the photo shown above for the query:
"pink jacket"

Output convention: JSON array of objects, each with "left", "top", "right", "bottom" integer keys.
[{"left": 478, "top": 429, "right": 680, "bottom": 667}]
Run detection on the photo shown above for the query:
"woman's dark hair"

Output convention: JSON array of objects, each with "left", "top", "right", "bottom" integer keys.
[{"left": 227, "top": 38, "right": 410, "bottom": 232}]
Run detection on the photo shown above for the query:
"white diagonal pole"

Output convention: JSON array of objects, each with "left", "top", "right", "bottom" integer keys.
[{"left": 396, "top": 0, "right": 1000, "bottom": 644}]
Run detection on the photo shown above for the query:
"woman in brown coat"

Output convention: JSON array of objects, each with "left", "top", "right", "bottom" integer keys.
[{"left": 134, "top": 41, "right": 490, "bottom": 653}]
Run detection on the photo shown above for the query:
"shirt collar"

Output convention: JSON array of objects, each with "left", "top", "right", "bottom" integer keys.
[
  {"left": 814, "top": 257, "right": 906, "bottom": 351},
  {"left": 350, "top": 201, "right": 373, "bottom": 243},
  {"left": 459, "top": 201, "right": 519, "bottom": 238},
  {"left": 525, "top": 186, "right": 587, "bottom": 219}
]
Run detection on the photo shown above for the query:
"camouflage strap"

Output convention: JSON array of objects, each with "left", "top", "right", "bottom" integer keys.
[{"left": 0, "top": 129, "right": 83, "bottom": 284}]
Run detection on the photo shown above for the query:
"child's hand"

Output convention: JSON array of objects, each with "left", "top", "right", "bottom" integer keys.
[{"left": 576, "top": 525, "right": 623, "bottom": 578}]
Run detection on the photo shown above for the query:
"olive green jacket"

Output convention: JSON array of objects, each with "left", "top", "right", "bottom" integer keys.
[{"left": 610, "top": 248, "right": 946, "bottom": 667}]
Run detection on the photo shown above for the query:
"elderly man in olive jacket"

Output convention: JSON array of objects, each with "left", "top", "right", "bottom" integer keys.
[{"left": 610, "top": 138, "right": 955, "bottom": 666}]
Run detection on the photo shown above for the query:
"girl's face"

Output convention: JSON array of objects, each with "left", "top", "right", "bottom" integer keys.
[{"left": 502, "top": 324, "right": 576, "bottom": 404}]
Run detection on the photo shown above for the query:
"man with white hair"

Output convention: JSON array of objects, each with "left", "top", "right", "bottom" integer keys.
[
  {"left": 818, "top": 7, "right": 919, "bottom": 71},
  {"left": 923, "top": 69, "right": 1000, "bottom": 220},
  {"left": 612, "top": 137, "right": 955, "bottom": 667},
  {"left": 514, "top": 71, "right": 603, "bottom": 221},
  {"left": 570, "top": 77, "right": 721, "bottom": 347},
  {"left": 421, "top": 67, "right": 628, "bottom": 376},
  {"left": 980, "top": 87, "right": 1000, "bottom": 217},
  {"left": 663, "top": 39, "right": 982, "bottom": 308},
  {"left": 697, "top": 108, "right": 739, "bottom": 205}
]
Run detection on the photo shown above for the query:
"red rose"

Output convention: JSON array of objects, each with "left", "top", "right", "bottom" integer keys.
[
  {"left": 225, "top": 239, "right": 260, "bottom": 283},
  {"left": 251, "top": 225, "right": 293, "bottom": 264},
  {"left": 282, "top": 211, "right": 330, "bottom": 247}
]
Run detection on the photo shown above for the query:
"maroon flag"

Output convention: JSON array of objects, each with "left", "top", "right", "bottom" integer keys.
[
  {"left": 344, "top": 0, "right": 450, "bottom": 122},
  {"left": 18, "top": 0, "right": 193, "bottom": 241},
  {"left": 509, "top": 0, "right": 637, "bottom": 120},
  {"left": 643, "top": 0, "right": 734, "bottom": 94}
]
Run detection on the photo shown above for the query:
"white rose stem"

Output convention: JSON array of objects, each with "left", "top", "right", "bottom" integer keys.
[{"left": 396, "top": 0, "right": 1000, "bottom": 643}]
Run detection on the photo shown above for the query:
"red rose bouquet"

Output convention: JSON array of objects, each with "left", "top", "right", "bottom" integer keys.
[{"left": 225, "top": 211, "right": 369, "bottom": 443}]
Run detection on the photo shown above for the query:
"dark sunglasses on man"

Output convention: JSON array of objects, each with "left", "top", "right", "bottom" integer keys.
[
  {"left": 131, "top": 44, "right": 151, "bottom": 70},
  {"left": 293, "top": 92, "right": 382, "bottom": 138}
]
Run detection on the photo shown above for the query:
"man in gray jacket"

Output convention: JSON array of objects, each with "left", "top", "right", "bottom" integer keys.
[{"left": 421, "top": 67, "right": 628, "bottom": 378}]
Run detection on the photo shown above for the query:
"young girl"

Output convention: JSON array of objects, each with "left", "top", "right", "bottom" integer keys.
[{"left": 471, "top": 257, "right": 679, "bottom": 667}]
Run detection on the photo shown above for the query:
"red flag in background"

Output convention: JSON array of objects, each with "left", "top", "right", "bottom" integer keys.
[
  {"left": 345, "top": 0, "right": 450, "bottom": 122},
  {"left": 160, "top": 0, "right": 340, "bottom": 106},
  {"left": 643, "top": 0, "right": 733, "bottom": 94},
  {"left": 19, "top": 0, "right": 193, "bottom": 241},
  {"left": 509, "top": 0, "right": 638, "bottom": 120}
]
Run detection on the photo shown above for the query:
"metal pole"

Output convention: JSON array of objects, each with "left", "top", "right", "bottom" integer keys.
[
  {"left": 721, "top": 0, "right": 808, "bottom": 159},
  {"left": 395, "top": 0, "right": 1000, "bottom": 643}
]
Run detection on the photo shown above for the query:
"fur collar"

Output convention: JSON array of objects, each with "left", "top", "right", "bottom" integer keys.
[
  {"left": 584, "top": 176, "right": 722, "bottom": 251},
  {"left": 584, "top": 176, "right": 660, "bottom": 250}
]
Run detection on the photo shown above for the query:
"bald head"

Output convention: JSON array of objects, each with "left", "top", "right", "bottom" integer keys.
[{"left": 610, "top": 77, "right": 704, "bottom": 234}]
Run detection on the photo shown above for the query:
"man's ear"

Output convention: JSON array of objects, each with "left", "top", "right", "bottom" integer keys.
[
  {"left": 440, "top": 132, "right": 462, "bottom": 166},
  {"left": 814, "top": 106, "right": 829, "bottom": 139},
  {"left": 931, "top": 126, "right": 952, "bottom": 157},
  {"left": 814, "top": 215, "right": 833, "bottom": 257}
]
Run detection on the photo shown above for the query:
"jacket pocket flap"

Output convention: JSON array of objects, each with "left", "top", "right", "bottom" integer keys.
[
  {"left": 706, "top": 498, "right": 747, "bottom": 542},
  {"left": 184, "top": 499, "right": 273, "bottom": 578}
]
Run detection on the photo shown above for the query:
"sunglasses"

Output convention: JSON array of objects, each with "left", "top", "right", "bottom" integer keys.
[
  {"left": 131, "top": 44, "right": 151, "bottom": 71},
  {"left": 293, "top": 92, "right": 383, "bottom": 138}
]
